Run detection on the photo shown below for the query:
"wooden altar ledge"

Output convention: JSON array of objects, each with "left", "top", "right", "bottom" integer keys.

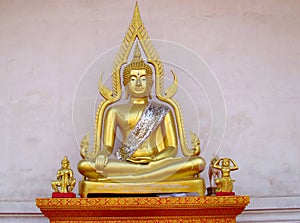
[{"left": 36, "top": 195, "right": 250, "bottom": 223}]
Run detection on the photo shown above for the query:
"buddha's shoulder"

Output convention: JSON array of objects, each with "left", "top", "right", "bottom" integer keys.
[{"left": 106, "top": 103, "right": 136, "bottom": 114}]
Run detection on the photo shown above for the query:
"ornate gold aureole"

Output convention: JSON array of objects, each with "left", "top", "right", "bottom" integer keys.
[{"left": 90, "top": 2, "right": 199, "bottom": 158}]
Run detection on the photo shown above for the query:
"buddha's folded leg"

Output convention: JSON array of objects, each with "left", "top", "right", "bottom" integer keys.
[
  {"left": 77, "top": 157, "right": 177, "bottom": 179},
  {"left": 78, "top": 156, "right": 205, "bottom": 182},
  {"left": 164, "top": 156, "right": 206, "bottom": 181},
  {"left": 77, "top": 160, "right": 102, "bottom": 180},
  {"left": 104, "top": 156, "right": 206, "bottom": 182}
]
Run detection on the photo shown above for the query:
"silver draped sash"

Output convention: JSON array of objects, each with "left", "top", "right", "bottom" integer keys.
[{"left": 115, "top": 102, "right": 170, "bottom": 161}]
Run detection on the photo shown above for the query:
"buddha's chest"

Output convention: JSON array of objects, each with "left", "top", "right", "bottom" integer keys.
[{"left": 117, "top": 104, "right": 146, "bottom": 130}]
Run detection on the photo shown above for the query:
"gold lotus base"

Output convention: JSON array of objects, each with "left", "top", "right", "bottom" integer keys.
[
  {"left": 36, "top": 196, "right": 250, "bottom": 223},
  {"left": 79, "top": 178, "right": 206, "bottom": 197}
]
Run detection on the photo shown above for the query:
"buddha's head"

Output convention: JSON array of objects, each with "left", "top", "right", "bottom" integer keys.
[{"left": 123, "top": 44, "right": 153, "bottom": 99}]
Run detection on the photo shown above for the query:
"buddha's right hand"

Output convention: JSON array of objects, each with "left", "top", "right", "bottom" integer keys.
[{"left": 95, "top": 154, "right": 108, "bottom": 174}]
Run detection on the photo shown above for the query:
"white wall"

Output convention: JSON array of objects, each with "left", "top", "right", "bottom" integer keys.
[{"left": 0, "top": 0, "right": 299, "bottom": 222}]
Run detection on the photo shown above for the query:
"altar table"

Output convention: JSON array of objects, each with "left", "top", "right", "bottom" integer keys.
[{"left": 36, "top": 195, "right": 250, "bottom": 223}]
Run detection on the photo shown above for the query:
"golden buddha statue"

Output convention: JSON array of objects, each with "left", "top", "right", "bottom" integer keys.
[{"left": 77, "top": 3, "right": 206, "bottom": 197}]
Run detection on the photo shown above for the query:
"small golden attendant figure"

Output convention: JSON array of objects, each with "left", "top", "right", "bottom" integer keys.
[
  {"left": 77, "top": 3, "right": 206, "bottom": 197},
  {"left": 52, "top": 156, "right": 76, "bottom": 198},
  {"left": 213, "top": 158, "right": 238, "bottom": 195},
  {"left": 207, "top": 155, "right": 220, "bottom": 196}
]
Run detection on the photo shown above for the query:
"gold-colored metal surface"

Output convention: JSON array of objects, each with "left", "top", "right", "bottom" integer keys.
[
  {"left": 79, "top": 179, "right": 206, "bottom": 197},
  {"left": 51, "top": 156, "right": 76, "bottom": 193},
  {"left": 77, "top": 2, "right": 206, "bottom": 197},
  {"left": 213, "top": 158, "right": 239, "bottom": 192}
]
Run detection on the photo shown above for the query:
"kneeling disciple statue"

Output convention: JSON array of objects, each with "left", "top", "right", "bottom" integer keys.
[
  {"left": 52, "top": 156, "right": 76, "bottom": 197},
  {"left": 213, "top": 158, "right": 239, "bottom": 195},
  {"left": 77, "top": 3, "right": 206, "bottom": 197}
]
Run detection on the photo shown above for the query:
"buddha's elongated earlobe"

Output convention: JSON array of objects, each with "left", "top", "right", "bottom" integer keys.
[
  {"left": 125, "top": 86, "right": 129, "bottom": 99},
  {"left": 148, "top": 80, "right": 153, "bottom": 99}
]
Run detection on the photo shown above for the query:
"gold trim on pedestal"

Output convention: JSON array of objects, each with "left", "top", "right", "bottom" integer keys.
[{"left": 79, "top": 179, "right": 205, "bottom": 197}]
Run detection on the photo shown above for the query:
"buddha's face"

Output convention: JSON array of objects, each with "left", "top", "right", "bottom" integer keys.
[{"left": 126, "top": 69, "right": 152, "bottom": 98}]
